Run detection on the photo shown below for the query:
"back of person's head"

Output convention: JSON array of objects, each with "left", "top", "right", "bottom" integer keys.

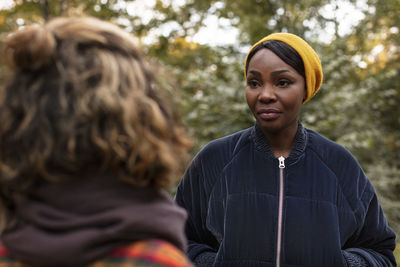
[{"left": 0, "top": 17, "right": 191, "bottom": 229}]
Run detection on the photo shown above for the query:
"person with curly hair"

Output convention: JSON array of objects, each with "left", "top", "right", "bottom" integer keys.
[{"left": 0, "top": 16, "right": 193, "bottom": 267}]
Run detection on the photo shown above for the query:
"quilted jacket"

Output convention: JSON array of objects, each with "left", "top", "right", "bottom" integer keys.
[{"left": 175, "top": 123, "right": 396, "bottom": 267}]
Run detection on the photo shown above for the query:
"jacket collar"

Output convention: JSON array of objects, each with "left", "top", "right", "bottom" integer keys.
[{"left": 251, "top": 121, "right": 307, "bottom": 165}]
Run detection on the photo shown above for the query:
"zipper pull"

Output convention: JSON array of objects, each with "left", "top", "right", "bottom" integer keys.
[{"left": 278, "top": 156, "right": 285, "bottom": 169}]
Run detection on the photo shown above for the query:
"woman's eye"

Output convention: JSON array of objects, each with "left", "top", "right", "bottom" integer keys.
[
  {"left": 247, "top": 80, "right": 260, "bottom": 88},
  {"left": 276, "top": 79, "right": 292, "bottom": 87}
]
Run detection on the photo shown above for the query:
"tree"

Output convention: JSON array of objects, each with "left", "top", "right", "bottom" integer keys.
[{"left": 154, "top": 0, "right": 400, "bottom": 237}]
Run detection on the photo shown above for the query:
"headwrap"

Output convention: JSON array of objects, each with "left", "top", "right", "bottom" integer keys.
[{"left": 244, "top": 33, "right": 323, "bottom": 104}]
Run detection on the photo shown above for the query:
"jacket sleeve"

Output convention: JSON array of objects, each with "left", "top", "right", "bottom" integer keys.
[
  {"left": 343, "top": 180, "right": 396, "bottom": 267},
  {"left": 175, "top": 155, "right": 219, "bottom": 266}
]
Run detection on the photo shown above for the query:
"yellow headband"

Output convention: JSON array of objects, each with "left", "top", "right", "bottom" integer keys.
[{"left": 244, "top": 33, "right": 323, "bottom": 104}]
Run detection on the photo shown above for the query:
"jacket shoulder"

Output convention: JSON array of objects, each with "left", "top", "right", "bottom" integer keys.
[
  {"left": 197, "top": 127, "right": 253, "bottom": 163},
  {"left": 181, "top": 127, "right": 253, "bottom": 191},
  {"left": 306, "top": 128, "right": 355, "bottom": 163},
  {"left": 306, "top": 128, "right": 363, "bottom": 171},
  {"left": 305, "top": 128, "right": 373, "bottom": 208},
  {"left": 191, "top": 127, "right": 253, "bottom": 174}
]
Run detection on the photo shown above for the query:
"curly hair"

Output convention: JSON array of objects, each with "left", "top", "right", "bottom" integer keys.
[{"left": 0, "top": 17, "right": 192, "bottom": 228}]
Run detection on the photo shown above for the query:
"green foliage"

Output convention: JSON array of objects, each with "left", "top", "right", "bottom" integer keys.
[
  {"left": 149, "top": 40, "right": 254, "bottom": 152},
  {"left": 169, "top": 48, "right": 254, "bottom": 151},
  {"left": 395, "top": 243, "right": 400, "bottom": 265}
]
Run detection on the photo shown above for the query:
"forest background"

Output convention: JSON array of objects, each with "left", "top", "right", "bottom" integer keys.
[{"left": 0, "top": 0, "right": 399, "bottom": 260}]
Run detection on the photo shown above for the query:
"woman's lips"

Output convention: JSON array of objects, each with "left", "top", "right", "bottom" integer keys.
[{"left": 257, "top": 109, "right": 281, "bottom": 120}]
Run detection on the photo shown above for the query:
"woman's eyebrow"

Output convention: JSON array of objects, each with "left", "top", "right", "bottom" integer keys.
[
  {"left": 248, "top": 70, "right": 262, "bottom": 78},
  {"left": 270, "top": 69, "right": 293, "bottom": 79},
  {"left": 248, "top": 69, "right": 293, "bottom": 81},
  {"left": 248, "top": 69, "right": 291, "bottom": 77},
  {"left": 271, "top": 70, "right": 290, "bottom": 75}
]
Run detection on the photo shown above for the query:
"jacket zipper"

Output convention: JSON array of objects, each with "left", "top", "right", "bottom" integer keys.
[{"left": 276, "top": 156, "right": 285, "bottom": 267}]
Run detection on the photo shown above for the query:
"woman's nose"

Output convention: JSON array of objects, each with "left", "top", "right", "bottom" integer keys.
[{"left": 258, "top": 84, "right": 277, "bottom": 103}]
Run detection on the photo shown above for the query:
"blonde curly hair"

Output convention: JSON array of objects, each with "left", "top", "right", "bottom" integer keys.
[{"left": 0, "top": 17, "right": 191, "bottom": 227}]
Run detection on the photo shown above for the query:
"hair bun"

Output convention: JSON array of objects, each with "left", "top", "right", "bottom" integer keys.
[{"left": 3, "top": 24, "right": 56, "bottom": 71}]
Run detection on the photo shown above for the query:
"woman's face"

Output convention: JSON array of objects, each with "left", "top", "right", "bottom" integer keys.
[{"left": 245, "top": 48, "right": 306, "bottom": 135}]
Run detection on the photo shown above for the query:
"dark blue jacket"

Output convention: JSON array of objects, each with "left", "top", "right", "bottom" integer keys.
[{"left": 175, "top": 123, "right": 396, "bottom": 267}]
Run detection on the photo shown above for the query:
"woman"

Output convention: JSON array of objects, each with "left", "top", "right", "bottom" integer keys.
[
  {"left": 175, "top": 33, "right": 396, "bottom": 266},
  {"left": 0, "top": 17, "right": 193, "bottom": 266}
]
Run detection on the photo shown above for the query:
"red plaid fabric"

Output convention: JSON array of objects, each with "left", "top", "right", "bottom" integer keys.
[{"left": 0, "top": 240, "right": 193, "bottom": 267}]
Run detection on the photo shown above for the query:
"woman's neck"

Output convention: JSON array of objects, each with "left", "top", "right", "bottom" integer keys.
[{"left": 262, "top": 123, "right": 299, "bottom": 158}]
